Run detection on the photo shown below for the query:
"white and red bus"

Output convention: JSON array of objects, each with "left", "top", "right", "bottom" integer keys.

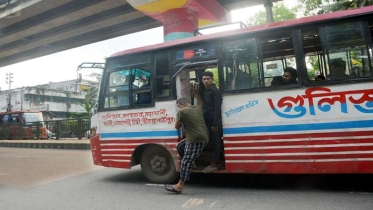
[
  {"left": 90, "top": 6, "right": 373, "bottom": 183},
  {"left": 0, "top": 110, "right": 47, "bottom": 139}
]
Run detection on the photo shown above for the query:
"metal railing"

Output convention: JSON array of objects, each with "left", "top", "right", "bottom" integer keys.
[{"left": 0, "top": 118, "right": 90, "bottom": 140}]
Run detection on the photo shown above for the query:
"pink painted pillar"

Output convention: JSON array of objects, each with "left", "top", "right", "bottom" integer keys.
[{"left": 163, "top": 8, "right": 198, "bottom": 42}]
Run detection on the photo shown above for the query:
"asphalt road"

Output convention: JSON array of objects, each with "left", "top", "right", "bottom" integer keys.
[{"left": 0, "top": 148, "right": 372, "bottom": 210}]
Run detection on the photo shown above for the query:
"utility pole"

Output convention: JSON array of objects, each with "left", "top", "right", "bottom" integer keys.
[
  {"left": 6, "top": 72, "right": 13, "bottom": 112},
  {"left": 20, "top": 87, "right": 24, "bottom": 110}
]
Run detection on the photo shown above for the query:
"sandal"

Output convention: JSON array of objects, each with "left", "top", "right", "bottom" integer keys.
[{"left": 164, "top": 184, "right": 182, "bottom": 194}]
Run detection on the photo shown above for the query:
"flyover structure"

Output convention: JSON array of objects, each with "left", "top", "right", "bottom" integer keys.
[{"left": 0, "top": 0, "right": 282, "bottom": 68}]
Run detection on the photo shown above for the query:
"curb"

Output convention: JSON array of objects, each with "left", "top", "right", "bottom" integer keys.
[{"left": 0, "top": 142, "right": 90, "bottom": 150}]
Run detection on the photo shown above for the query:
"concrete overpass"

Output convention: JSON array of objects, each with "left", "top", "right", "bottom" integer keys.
[{"left": 0, "top": 0, "right": 281, "bottom": 68}]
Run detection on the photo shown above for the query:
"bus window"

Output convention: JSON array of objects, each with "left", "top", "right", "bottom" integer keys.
[
  {"left": 103, "top": 67, "right": 152, "bottom": 109},
  {"left": 136, "top": 73, "right": 152, "bottom": 105},
  {"left": 224, "top": 38, "right": 258, "bottom": 90},
  {"left": 9, "top": 114, "right": 20, "bottom": 123},
  {"left": 104, "top": 70, "right": 130, "bottom": 108},
  {"left": 155, "top": 52, "right": 170, "bottom": 99},
  {"left": 263, "top": 60, "right": 284, "bottom": 86},
  {"left": 320, "top": 21, "right": 372, "bottom": 80},
  {"left": 22, "top": 112, "right": 44, "bottom": 124},
  {"left": 2, "top": 114, "right": 9, "bottom": 124},
  {"left": 260, "top": 32, "right": 296, "bottom": 87}
]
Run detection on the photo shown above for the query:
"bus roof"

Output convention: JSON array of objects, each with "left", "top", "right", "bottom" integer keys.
[{"left": 110, "top": 6, "right": 373, "bottom": 58}]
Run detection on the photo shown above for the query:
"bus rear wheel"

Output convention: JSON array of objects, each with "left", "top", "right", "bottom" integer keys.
[{"left": 140, "top": 145, "right": 178, "bottom": 183}]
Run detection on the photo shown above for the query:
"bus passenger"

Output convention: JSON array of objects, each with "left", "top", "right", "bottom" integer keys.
[
  {"left": 117, "top": 75, "right": 138, "bottom": 106},
  {"left": 201, "top": 71, "right": 223, "bottom": 173},
  {"left": 315, "top": 74, "right": 326, "bottom": 81},
  {"left": 137, "top": 80, "right": 151, "bottom": 104},
  {"left": 164, "top": 98, "right": 209, "bottom": 194},
  {"left": 327, "top": 58, "right": 350, "bottom": 80},
  {"left": 283, "top": 67, "right": 298, "bottom": 84}
]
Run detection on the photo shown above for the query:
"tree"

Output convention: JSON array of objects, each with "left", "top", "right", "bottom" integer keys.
[
  {"left": 78, "top": 100, "right": 95, "bottom": 118},
  {"left": 83, "top": 72, "right": 101, "bottom": 104},
  {"left": 299, "top": 0, "right": 373, "bottom": 16},
  {"left": 247, "top": 3, "right": 298, "bottom": 26}
]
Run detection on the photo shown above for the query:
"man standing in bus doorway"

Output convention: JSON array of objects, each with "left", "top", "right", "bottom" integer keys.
[
  {"left": 164, "top": 98, "right": 209, "bottom": 194},
  {"left": 201, "top": 71, "right": 223, "bottom": 173}
]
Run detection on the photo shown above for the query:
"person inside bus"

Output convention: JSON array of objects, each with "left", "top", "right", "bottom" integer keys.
[
  {"left": 315, "top": 74, "right": 326, "bottom": 81},
  {"left": 164, "top": 98, "right": 208, "bottom": 194},
  {"left": 282, "top": 67, "right": 298, "bottom": 84},
  {"left": 117, "top": 74, "right": 138, "bottom": 106},
  {"left": 200, "top": 71, "right": 223, "bottom": 173},
  {"left": 271, "top": 76, "right": 285, "bottom": 86},
  {"left": 327, "top": 58, "right": 351, "bottom": 80},
  {"left": 137, "top": 79, "right": 151, "bottom": 104}
]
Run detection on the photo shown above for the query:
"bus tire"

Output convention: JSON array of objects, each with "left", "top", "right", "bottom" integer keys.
[{"left": 140, "top": 145, "right": 177, "bottom": 184}]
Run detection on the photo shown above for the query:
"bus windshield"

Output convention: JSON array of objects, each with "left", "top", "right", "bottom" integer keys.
[{"left": 22, "top": 113, "right": 43, "bottom": 124}]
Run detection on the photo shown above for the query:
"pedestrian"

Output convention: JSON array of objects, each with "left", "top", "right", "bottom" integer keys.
[{"left": 164, "top": 98, "right": 209, "bottom": 194}]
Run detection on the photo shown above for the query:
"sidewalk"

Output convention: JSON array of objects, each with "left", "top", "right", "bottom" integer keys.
[{"left": 0, "top": 138, "right": 91, "bottom": 150}]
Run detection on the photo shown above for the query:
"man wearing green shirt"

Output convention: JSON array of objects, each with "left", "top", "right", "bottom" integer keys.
[{"left": 164, "top": 98, "right": 209, "bottom": 194}]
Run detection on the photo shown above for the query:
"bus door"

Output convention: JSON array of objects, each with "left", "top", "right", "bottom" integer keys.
[
  {"left": 173, "top": 61, "right": 225, "bottom": 169},
  {"left": 173, "top": 60, "right": 219, "bottom": 104}
]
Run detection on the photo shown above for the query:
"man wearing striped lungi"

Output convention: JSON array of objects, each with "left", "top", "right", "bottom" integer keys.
[{"left": 164, "top": 98, "right": 209, "bottom": 194}]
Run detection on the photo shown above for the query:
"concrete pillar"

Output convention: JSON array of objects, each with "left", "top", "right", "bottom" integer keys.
[
  {"left": 163, "top": 8, "right": 198, "bottom": 42},
  {"left": 264, "top": 0, "right": 274, "bottom": 23}
]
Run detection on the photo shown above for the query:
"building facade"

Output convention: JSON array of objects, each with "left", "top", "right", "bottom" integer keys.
[{"left": 0, "top": 79, "right": 97, "bottom": 120}]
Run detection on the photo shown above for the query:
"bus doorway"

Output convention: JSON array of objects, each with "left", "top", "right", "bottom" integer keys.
[{"left": 174, "top": 63, "right": 225, "bottom": 172}]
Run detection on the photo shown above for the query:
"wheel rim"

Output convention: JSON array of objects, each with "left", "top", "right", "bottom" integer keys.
[{"left": 150, "top": 154, "right": 168, "bottom": 173}]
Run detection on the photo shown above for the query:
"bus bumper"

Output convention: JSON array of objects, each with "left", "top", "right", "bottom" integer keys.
[
  {"left": 90, "top": 134, "right": 132, "bottom": 169},
  {"left": 90, "top": 134, "right": 103, "bottom": 166}
]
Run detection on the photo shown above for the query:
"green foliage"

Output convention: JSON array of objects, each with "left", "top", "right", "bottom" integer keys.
[
  {"left": 83, "top": 72, "right": 101, "bottom": 114},
  {"left": 79, "top": 100, "right": 95, "bottom": 118},
  {"left": 69, "top": 112, "right": 89, "bottom": 119},
  {"left": 247, "top": 3, "right": 298, "bottom": 26},
  {"left": 308, "top": 56, "right": 320, "bottom": 71},
  {"left": 307, "top": 69, "right": 317, "bottom": 79},
  {"left": 299, "top": 0, "right": 373, "bottom": 16}
]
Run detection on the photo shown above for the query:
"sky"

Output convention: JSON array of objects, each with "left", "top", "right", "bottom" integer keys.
[{"left": 0, "top": 0, "right": 299, "bottom": 91}]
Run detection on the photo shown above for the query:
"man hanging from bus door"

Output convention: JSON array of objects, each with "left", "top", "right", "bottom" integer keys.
[
  {"left": 164, "top": 98, "right": 209, "bottom": 194},
  {"left": 200, "top": 71, "right": 223, "bottom": 173}
]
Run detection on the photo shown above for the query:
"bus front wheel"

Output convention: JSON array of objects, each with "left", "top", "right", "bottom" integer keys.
[{"left": 140, "top": 145, "right": 178, "bottom": 183}]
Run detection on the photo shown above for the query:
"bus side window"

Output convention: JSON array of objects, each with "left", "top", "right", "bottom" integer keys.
[
  {"left": 104, "top": 70, "right": 130, "bottom": 108},
  {"left": 155, "top": 52, "right": 170, "bottom": 99},
  {"left": 223, "top": 38, "right": 258, "bottom": 90},
  {"left": 319, "top": 21, "right": 372, "bottom": 80},
  {"left": 136, "top": 75, "right": 152, "bottom": 105},
  {"left": 260, "top": 32, "right": 297, "bottom": 87},
  {"left": 2, "top": 115, "right": 9, "bottom": 124},
  {"left": 9, "top": 114, "right": 19, "bottom": 124}
]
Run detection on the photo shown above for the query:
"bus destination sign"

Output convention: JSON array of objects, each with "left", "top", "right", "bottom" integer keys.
[{"left": 176, "top": 46, "right": 215, "bottom": 61}]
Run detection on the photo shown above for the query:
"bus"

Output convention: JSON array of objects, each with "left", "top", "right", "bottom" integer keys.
[
  {"left": 0, "top": 110, "right": 47, "bottom": 139},
  {"left": 90, "top": 6, "right": 373, "bottom": 183}
]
